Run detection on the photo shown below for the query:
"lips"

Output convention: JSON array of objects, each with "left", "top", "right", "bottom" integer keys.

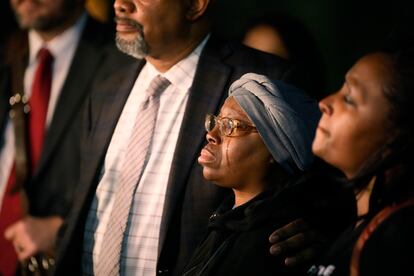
[
  {"left": 198, "top": 146, "right": 216, "bottom": 164},
  {"left": 114, "top": 17, "right": 142, "bottom": 33},
  {"left": 317, "top": 125, "right": 329, "bottom": 135},
  {"left": 116, "top": 22, "right": 137, "bottom": 33}
]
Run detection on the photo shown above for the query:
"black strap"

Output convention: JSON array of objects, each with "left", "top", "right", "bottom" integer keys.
[{"left": 350, "top": 198, "right": 414, "bottom": 276}]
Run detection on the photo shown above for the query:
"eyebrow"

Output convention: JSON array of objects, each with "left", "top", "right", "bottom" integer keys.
[
  {"left": 345, "top": 75, "right": 367, "bottom": 104},
  {"left": 220, "top": 110, "right": 250, "bottom": 120}
]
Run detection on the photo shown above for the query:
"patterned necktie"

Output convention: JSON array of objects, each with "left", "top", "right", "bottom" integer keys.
[
  {"left": 95, "top": 75, "right": 171, "bottom": 276},
  {"left": 0, "top": 48, "right": 53, "bottom": 276}
]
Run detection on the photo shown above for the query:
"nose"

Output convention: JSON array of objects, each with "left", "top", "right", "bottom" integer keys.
[
  {"left": 206, "top": 127, "right": 221, "bottom": 145},
  {"left": 319, "top": 94, "right": 334, "bottom": 115},
  {"left": 114, "top": 0, "right": 135, "bottom": 14}
]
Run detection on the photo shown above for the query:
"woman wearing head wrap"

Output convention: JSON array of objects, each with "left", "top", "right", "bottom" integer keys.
[{"left": 181, "top": 73, "right": 355, "bottom": 276}]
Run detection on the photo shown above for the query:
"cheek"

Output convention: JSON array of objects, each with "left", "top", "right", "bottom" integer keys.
[
  {"left": 347, "top": 123, "right": 388, "bottom": 165},
  {"left": 315, "top": 118, "right": 388, "bottom": 176},
  {"left": 313, "top": 114, "right": 356, "bottom": 163},
  {"left": 221, "top": 139, "right": 238, "bottom": 171},
  {"left": 224, "top": 139, "right": 270, "bottom": 173}
]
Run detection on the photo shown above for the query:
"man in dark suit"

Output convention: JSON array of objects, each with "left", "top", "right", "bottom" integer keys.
[
  {"left": 0, "top": 0, "right": 132, "bottom": 274},
  {"left": 53, "top": 0, "right": 312, "bottom": 275}
]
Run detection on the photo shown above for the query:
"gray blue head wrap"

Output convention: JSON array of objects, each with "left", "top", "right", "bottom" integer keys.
[{"left": 229, "top": 73, "right": 320, "bottom": 174}]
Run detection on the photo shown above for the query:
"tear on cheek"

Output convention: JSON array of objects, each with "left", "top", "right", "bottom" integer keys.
[{"left": 225, "top": 139, "right": 236, "bottom": 174}]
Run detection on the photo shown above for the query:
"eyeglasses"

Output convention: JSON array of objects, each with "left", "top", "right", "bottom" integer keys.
[{"left": 205, "top": 114, "right": 257, "bottom": 137}]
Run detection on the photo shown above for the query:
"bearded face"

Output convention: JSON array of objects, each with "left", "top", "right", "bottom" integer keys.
[{"left": 10, "top": 0, "right": 82, "bottom": 31}]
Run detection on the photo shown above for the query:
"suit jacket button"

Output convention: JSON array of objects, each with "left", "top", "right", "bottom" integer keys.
[{"left": 158, "top": 269, "right": 169, "bottom": 274}]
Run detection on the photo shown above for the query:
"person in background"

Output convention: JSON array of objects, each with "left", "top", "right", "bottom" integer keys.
[
  {"left": 304, "top": 42, "right": 414, "bottom": 275},
  {"left": 52, "top": 0, "right": 321, "bottom": 275},
  {"left": 242, "top": 13, "right": 326, "bottom": 100},
  {"left": 0, "top": 0, "right": 132, "bottom": 275},
  {"left": 182, "top": 73, "right": 355, "bottom": 276}
]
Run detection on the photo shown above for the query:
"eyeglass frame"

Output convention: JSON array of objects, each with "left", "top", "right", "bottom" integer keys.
[{"left": 204, "top": 114, "right": 257, "bottom": 137}]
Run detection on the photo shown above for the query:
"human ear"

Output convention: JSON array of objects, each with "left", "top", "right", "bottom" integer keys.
[{"left": 185, "top": 0, "right": 210, "bottom": 21}]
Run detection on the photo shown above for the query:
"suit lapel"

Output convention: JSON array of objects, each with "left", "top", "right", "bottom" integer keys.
[
  {"left": 61, "top": 60, "right": 144, "bottom": 258},
  {"left": 55, "top": 60, "right": 144, "bottom": 270},
  {"left": 35, "top": 18, "right": 108, "bottom": 176},
  {"left": 158, "top": 38, "right": 233, "bottom": 254},
  {"left": 84, "top": 60, "right": 145, "bottom": 193}
]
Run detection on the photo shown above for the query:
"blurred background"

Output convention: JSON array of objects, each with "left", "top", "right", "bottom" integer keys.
[
  {"left": 1, "top": 0, "right": 412, "bottom": 97},
  {"left": 211, "top": 0, "right": 413, "bottom": 96}
]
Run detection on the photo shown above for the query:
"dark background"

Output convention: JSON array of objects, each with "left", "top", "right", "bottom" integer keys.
[
  {"left": 1, "top": 0, "right": 412, "bottom": 95},
  {"left": 211, "top": 0, "right": 413, "bottom": 94}
]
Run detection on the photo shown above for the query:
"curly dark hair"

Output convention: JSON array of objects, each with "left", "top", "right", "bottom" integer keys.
[{"left": 348, "top": 37, "right": 414, "bottom": 215}]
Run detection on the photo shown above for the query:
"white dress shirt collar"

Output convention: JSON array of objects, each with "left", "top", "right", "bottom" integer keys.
[{"left": 144, "top": 34, "right": 210, "bottom": 92}]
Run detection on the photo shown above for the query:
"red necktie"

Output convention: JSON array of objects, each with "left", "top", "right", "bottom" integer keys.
[
  {"left": 28, "top": 48, "right": 53, "bottom": 168},
  {"left": 0, "top": 48, "right": 53, "bottom": 276}
]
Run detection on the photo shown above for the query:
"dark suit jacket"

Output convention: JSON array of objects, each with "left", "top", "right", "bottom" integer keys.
[
  {"left": 0, "top": 17, "right": 134, "bottom": 218},
  {"left": 53, "top": 36, "right": 310, "bottom": 276}
]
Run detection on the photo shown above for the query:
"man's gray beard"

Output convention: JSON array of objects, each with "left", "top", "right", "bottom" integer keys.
[{"left": 116, "top": 33, "right": 149, "bottom": 59}]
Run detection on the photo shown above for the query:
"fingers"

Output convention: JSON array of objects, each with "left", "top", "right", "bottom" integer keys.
[
  {"left": 12, "top": 238, "right": 37, "bottom": 260},
  {"left": 270, "top": 227, "right": 321, "bottom": 255},
  {"left": 269, "top": 234, "right": 320, "bottom": 267},
  {"left": 4, "top": 219, "right": 20, "bottom": 240},
  {"left": 284, "top": 247, "right": 318, "bottom": 267},
  {"left": 270, "top": 231, "right": 305, "bottom": 255},
  {"left": 269, "top": 218, "right": 310, "bottom": 244},
  {"left": 268, "top": 218, "right": 329, "bottom": 268},
  {"left": 4, "top": 219, "right": 38, "bottom": 260}
]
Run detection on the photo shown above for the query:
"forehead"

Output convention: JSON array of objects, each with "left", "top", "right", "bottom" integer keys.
[
  {"left": 346, "top": 53, "right": 392, "bottom": 103},
  {"left": 220, "top": 97, "right": 250, "bottom": 119}
]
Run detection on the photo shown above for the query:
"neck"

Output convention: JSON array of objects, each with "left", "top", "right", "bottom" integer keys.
[
  {"left": 146, "top": 30, "right": 208, "bottom": 73},
  {"left": 356, "top": 176, "right": 376, "bottom": 218},
  {"left": 233, "top": 186, "right": 264, "bottom": 208}
]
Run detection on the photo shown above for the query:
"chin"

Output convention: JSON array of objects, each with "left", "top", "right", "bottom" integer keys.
[
  {"left": 115, "top": 32, "right": 148, "bottom": 59},
  {"left": 312, "top": 135, "right": 327, "bottom": 155},
  {"left": 202, "top": 171, "right": 216, "bottom": 182},
  {"left": 210, "top": 180, "right": 232, "bottom": 189},
  {"left": 202, "top": 171, "right": 222, "bottom": 185},
  {"left": 311, "top": 142, "right": 321, "bottom": 156}
]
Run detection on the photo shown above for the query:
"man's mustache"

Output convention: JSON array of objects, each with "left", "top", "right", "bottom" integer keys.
[{"left": 114, "top": 17, "right": 143, "bottom": 30}]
